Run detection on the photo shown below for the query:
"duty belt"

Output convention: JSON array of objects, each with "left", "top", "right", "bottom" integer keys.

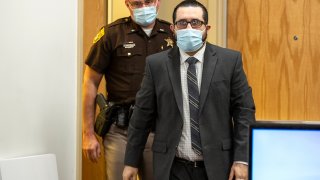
[{"left": 108, "top": 102, "right": 134, "bottom": 129}]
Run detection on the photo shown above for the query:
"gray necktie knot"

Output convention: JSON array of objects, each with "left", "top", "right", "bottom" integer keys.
[{"left": 186, "top": 57, "right": 198, "bottom": 65}]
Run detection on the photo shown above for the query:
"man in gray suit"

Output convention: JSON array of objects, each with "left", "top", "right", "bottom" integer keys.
[{"left": 123, "top": 1, "right": 255, "bottom": 180}]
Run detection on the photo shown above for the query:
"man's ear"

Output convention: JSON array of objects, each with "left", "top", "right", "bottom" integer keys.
[
  {"left": 125, "top": 0, "right": 129, "bottom": 8},
  {"left": 170, "top": 24, "right": 176, "bottom": 40},
  {"left": 170, "top": 24, "right": 175, "bottom": 33},
  {"left": 206, "top": 25, "right": 211, "bottom": 31},
  {"left": 156, "top": 0, "right": 161, "bottom": 9}
]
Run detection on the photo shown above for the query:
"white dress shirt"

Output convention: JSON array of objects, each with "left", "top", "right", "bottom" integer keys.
[{"left": 176, "top": 43, "right": 206, "bottom": 161}]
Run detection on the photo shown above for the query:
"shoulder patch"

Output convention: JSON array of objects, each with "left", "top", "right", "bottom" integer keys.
[{"left": 93, "top": 27, "right": 105, "bottom": 44}]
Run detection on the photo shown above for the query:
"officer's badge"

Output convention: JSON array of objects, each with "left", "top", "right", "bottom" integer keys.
[
  {"left": 164, "top": 38, "right": 174, "bottom": 48},
  {"left": 93, "top": 28, "right": 105, "bottom": 44},
  {"left": 123, "top": 42, "right": 135, "bottom": 49}
]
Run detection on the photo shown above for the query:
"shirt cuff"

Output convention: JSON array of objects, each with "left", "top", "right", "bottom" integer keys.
[{"left": 234, "top": 161, "right": 248, "bottom": 165}]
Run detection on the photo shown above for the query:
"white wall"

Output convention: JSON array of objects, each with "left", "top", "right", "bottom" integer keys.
[{"left": 0, "top": 0, "right": 82, "bottom": 180}]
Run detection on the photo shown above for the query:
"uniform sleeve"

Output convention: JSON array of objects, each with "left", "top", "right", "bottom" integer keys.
[{"left": 85, "top": 26, "right": 112, "bottom": 73}]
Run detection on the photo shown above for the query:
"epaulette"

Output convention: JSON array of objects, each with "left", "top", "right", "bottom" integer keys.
[
  {"left": 157, "top": 18, "right": 172, "bottom": 25},
  {"left": 108, "top": 17, "right": 131, "bottom": 28}
]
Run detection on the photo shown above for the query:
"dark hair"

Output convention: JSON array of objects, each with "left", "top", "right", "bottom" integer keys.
[{"left": 172, "top": 0, "right": 208, "bottom": 24}]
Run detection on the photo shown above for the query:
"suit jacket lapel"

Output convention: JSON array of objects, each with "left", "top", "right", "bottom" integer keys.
[
  {"left": 199, "top": 44, "right": 218, "bottom": 115},
  {"left": 166, "top": 46, "right": 184, "bottom": 120}
]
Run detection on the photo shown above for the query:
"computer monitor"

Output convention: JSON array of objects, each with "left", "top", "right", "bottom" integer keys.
[{"left": 249, "top": 121, "right": 320, "bottom": 180}]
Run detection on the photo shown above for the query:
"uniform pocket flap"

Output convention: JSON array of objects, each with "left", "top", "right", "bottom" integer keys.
[{"left": 152, "top": 141, "right": 167, "bottom": 153}]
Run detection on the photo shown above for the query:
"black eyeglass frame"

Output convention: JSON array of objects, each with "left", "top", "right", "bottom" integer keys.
[{"left": 174, "top": 19, "right": 206, "bottom": 29}]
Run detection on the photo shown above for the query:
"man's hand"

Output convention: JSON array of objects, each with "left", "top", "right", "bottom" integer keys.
[
  {"left": 82, "top": 133, "right": 101, "bottom": 163},
  {"left": 82, "top": 66, "right": 104, "bottom": 163},
  {"left": 123, "top": 165, "right": 138, "bottom": 180},
  {"left": 228, "top": 162, "right": 248, "bottom": 180}
]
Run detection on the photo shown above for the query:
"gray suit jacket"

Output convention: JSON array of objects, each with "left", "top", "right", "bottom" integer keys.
[{"left": 124, "top": 43, "right": 255, "bottom": 180}]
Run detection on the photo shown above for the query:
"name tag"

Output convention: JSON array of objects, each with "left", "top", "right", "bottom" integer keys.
[{"left": 123, "top": 42, "right": 135, "bottom": 49}]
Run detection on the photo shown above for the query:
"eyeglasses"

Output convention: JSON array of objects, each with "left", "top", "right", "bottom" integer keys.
[
  {"left": 174, "top": 19, "right": 205, "bottom": 29},
  {"left": 128, "top": 0, "right": 156, "bottom": 9}
]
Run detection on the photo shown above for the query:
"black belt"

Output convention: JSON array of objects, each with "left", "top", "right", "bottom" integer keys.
[{"left": 174, "top": 157, "right": 205, "bottom": 168}]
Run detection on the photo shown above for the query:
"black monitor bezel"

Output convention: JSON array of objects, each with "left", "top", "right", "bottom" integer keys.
[{"left": 248, "top": 121, "right": 320, "bottom": 180}]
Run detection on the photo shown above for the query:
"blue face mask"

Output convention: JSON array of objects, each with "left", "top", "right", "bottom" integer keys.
[
  {"left": 176, "top": 29, "right": 204, "bottom": 52},
  {"left": 133, "top": 6, "right": 157, "bottom": 27}
]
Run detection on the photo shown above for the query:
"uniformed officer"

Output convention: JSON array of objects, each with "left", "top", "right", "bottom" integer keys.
[{"left": 82, "top": 0, "right": 174, "bottom": 179}]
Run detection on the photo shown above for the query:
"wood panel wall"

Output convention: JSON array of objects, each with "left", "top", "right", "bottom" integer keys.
[
  {"left": 227, "top": 0, "right": 320, "bottom": 121},
  {"left": 82, "top": 0, "right": 107, "bottom": 180}
]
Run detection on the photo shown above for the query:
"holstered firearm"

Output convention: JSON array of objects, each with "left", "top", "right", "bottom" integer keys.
[{"left": 94, "top": 93, "right": 118, "bottom": 137}]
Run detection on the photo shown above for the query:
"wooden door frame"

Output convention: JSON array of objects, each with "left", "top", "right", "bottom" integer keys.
[{"left": 208, "top": 0, "right": 227, "bottom": 47}]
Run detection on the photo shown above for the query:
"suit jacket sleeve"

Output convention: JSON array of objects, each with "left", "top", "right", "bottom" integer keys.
[
  {"left": 124, "top": 57, "right": 156, "bottom": 167},
  {"left": 230, "top": 52, "right": 255, "bottom": 162}
]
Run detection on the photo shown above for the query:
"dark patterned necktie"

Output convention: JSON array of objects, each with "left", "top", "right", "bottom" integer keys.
[{"left": 186, "top": 57, "right": 202, "bottom": 155}]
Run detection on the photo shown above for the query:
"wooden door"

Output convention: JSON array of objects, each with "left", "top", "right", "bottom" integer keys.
[
  {"left": 227, "top": 0, "right": 320, "bottom": 121},
  {"left": 82, "top": 0, "right": 107, "bottom": 180}
]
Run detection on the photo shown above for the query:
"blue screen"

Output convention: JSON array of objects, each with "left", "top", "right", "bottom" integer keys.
[{"left": 251, "top": 129, "right": 320, "bottom": 180}]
